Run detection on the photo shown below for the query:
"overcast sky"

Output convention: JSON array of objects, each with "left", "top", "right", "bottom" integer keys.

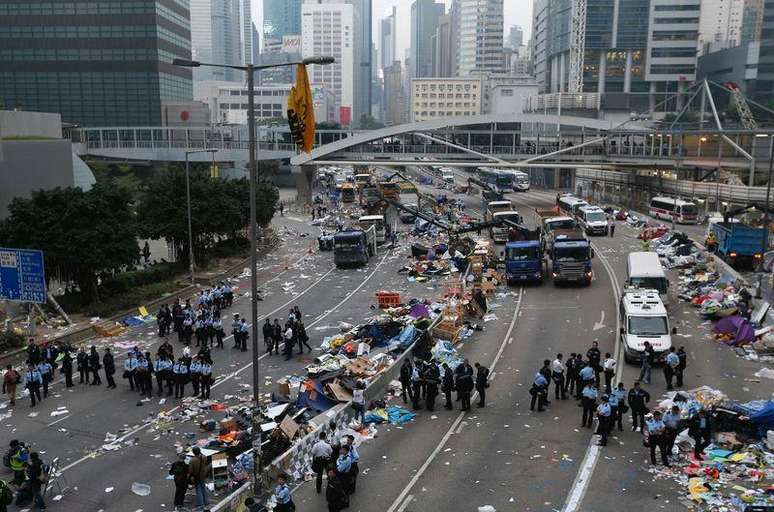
[{"left": 252, "top": 0, "right": 533, "bottom": 62}]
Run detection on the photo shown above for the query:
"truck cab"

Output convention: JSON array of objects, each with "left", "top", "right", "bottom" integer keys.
[
  {"left": 539, "top": 215, "right": 576, "bottom": 251},
  {"left": 551, "top": 236, "right": 593, "bottom": 285},
  {"left": 333, "top": 230, "right": 371, "bottom": 267},
  {"left": 620, "top": 288, "right": 673, "bottom": 364},
  {"left": 505, "top": 240, "right": 543, "bottom": 284},
  {"left": 490, "top": 211, "right": 523, "bottom": 243}
]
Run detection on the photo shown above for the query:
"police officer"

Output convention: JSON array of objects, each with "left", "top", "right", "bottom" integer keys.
[
  {"left": 474, "top": 362, "right": 490, "bottom": 407},
  {"left": 628, "top": 381, "right": 651, "bottom": 432},
  {"left": 272, "top": 318, "right": 283, "bottom": 355},
  {"left": 182, "top": 315, "right": 194, "bottom": 345},
  {"left": 124, "top": 352, "right": 139, "bottom": 390},
  {"left": 602, "top": 352, "right": 616, "bottom": 395},
  {"left": 223, "top": 282, "right": 233, "bottom": 308},
  {"left": 663, "top": 405, "right": 682, "bottom": 458},
  {"left": 578, "top": 362, "right": 595, "bottom": 400},
  {"left": 89, "top": 346, "right": 102, "bottom": 385},
  {"left": 646, "top": 410, "right": 670, "bottom": 466},
  {"left": 190, "top": 356, "right": 202, "bottom": 397},
  {"left": 61, "top": 352, "right": 74, "bottom": 388},
  {"left": 231, "top": 314, "right": 242, "bottom": 349},
  {"left": 539, "top": 360, "right": 552, "bottom": 403},
  {"left": 213, "top": 313, "right": 225, "bottom": 349},
  {"left": 441, "top": 363, "right": 454, "bottom": 410},
  {"left": 336, "top": 445, "right": 353, "bottom": 495},
  {"left": 664, "top": 347, "right": 680, "bottom": 390},
  {"left": 154, "top": 355, "right": 171, "bottom": 395},
  {"left": 136, "top": 354, "right": 149, "bottom": 395},
  {"left": 596, "top": 395, "right": 612, "bottom": 446},
  {"left": 239, "top": 318, "right": 250, "bottom": 352},
  {"left": 573, "top": 354, "right": 585, "bottom": 399},
  {"left": 530, "top": 370, "right": 548, "bottom": 412},
  {"left": 424, "top": 363, "right": 440, "bottom": 412},
  {"left": 399, "top": 359, "right": 413, "bottom": 404},
  {"left": 103, "top": 348, "right": 117, "bottom": 389},
  {"left": 586, "top": 342, "right": 601, "bottom": 386},
  {"left": 25, "top": 364, "right": 43, "bottom": 407},
  {"left": 689, "top": 409, "right": 712, "bottom": 460},
  {"left": 143, "top": 351, "right": 155, "bottom": 398},
  {"left": 76, "top": 346, "right": 89, "bottom": 384},
  {"left": 610, "top": 382, "right": 627, "bottom": 431},
  {"left": 410, "top": 361, "right": 423, "bottom": 410},
  {"left": 345, "top": 435, "right": 360, "bottom": 494},
  {"left": 456, "top": 360, "right": 474, "bottom": 412},
  {"left": 551, "top": 354, "right": 568, "bottom": 400},
  {"left": 199, "top": 358, "right": 213, "bottom": 399},
  {"left": 676, "top": 346, "right": 687, "bottom": 387},
  {"left": 36, "top": 360, "right": 52, "bottom": 398},
  {"left": 173, "top": 358, "right": 189, "bottom": 399},
  {"left": 581, "top": 382, "right": 598, "bottom": 428},
  {"left": 311, "top": 432, "right": 333, "bottom": 494},
  {"left": 564, "top": 352, "right": 578, "bottom": 397}
]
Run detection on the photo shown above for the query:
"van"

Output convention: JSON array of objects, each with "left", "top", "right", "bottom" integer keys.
[
  {"left": 626, "top": 252, "right": 669, "bottom": 306},
  {"left": 578, "top": 206, "right": 608, "bottom": 236},
  {"left": 620, "top": 288, "right": 673, "bottom": 364},
  {"left": 442, "top": 173, "right": 455, "bottom": 184}
]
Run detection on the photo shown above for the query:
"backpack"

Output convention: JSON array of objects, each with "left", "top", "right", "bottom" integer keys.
[{"left": 37, "top": 464, "right": 50, "bottom": 484}]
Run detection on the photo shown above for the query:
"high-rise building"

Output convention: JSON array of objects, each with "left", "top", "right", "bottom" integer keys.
[
  {"left": 755, "top": 0, "right": 774, "bottom": 102},
  {"left": 383, "top": 61, "right": 408, "bottom": 125},
  {"left": 302, "top": 1, "right": 355, "bottom": 124},
  {"left": 508, "top": 25, "right": 524, "bottom": 49},
  {"left": 191, "top": 0, "right": 252, "bottom": 82},
  {"left": 410, "top": 0, "right": 446, "bottom": 78},
  {"left": 432, "top": 15, "right": 455, "bottom": 77},
  {"left": 353, "top": 0, "right": 373, "bottom": 125},
  {"left": 742, "top": 0, "right": 765, "bottom": 45},
  {"left": 252, "top": 23, "right": 261, "bottom": 65},
  {"left": 380, "top": 7, "right": 397, "bottom": 71},
  {"left": 455, "top": 0, "right": 505, "bottom": 76},
  {"left": 699, "top": 0, "right": 744, "bottom": 54},
  {"left": 410, "top": 77, "right": 483, "bottom": 121},
  {"left": 263, "top": 0, "right": 302, "bottom": 46},
  {"left": 531, "top": 0, "right": 700, "bottom": 110},
  {"left": 0, "top": 0, "right": 192, "bottom": 127}
]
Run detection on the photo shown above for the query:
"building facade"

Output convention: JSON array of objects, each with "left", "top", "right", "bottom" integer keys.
[
  {"left": 432, "top": 14, "right": 455, "bottom": 77},
  {"left": 301, "top": 1, "right": 355, "bottom": 124},
  {"left": 697, "top": 42, "right": 759, "bottom": 95},
  {"left": 485, "top": 76, "right": 539, "bottom": 114},
  {"left": 455, "top": 0, "right": 505, "bottom": 76},
  {"left": 380, "top": 7, "right": 397, "bottom": 71},
  {"left": 263, "top": 0, "right": 302, "bottom": 46},
  {"left": 698, "top": 0, "right": 744, "bottom": 54},
  {"left": 755, "top": 0, "right": 774, "bottom": 103},
  {"left": 383, "top": 61, "right": 407, "bottom": 125},
  {"left": 742, "top": 0, "right": 765, "bottom": 45},
  {"left": 410, "top": 77, "right": 483, "bottom": 121},
  {"left": 191, "top": 0, "right": 253, "bottom": 82},
  {"left": 0, "top": 0, "right": 193, "bottom": 127},
  {"left": 410, "top": 0, "right": 445, "bottom": 78},
  {"left": 508, "top": 25, "right": 524, "bottom": 49}
]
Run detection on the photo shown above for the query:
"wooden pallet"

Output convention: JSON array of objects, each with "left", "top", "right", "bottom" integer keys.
[{"left": 94, "top": 322, "right": 127, "bottom": 338}]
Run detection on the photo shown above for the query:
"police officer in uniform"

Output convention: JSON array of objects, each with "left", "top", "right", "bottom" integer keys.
[
  {"left": 424, "top": 363, "right": 440, "bottom": 411},
  {"left": 610, "top": 382, "right": 627, "bottom": 431},
  {"left": 551, "top": 354, "right": 568, "bottom": 400},
  {"left": 25, "top": 364, "right": 43, "bottom": 407},
  {"left": 664, "top": 347, "right": 680, "bottom": 390},
  {"left": 103, "top": 348, "right": 117, "bottom": 389},
  {"left": 173, "top": 358, "right": 189, "bottom": 398},
  {"left": 586, "top": 342, "right": 601, "bottom": 386},
  {"left": 596, "top": 395, "right": 612, "bottom": 446},
  {"left": 578, "top": 362, "right": 595, "bottom": 400},
  {"left": 581, "top": 382, "right": 598, "bottom": 428},
  {"left": 564, "top": 353, "right": 578, "bottom": 397},
  {"left": 646, "top": 410, "right": 670, "bottom": 466},
  {"left": 213, "top": 313, "right": 225, "bottom": 349},
  {"left": 474, "top": 362, "right": 490, "bottom": 407},
  {"left": 190, "top": 356, "right": 202, "bottom": 397},
  {"left": 36, "top": 360, "right": 52, "bottom": 398},
  {"left": 154, "top": 355, "right": 171, "bottom": 396},
  {"left": 199, "top": 358, "right": 213, "bottom": 399},
  {"left": 232, "top": 314, "right": 242, "bottom": 349},
  {"left": 530, "top": 370, "right": 548, "bottom": 412},
  {"left": 628, "top": 381, "right": 651, "bottom": 432},
  {"left": 676, "top": 346, "right": 687, "bottom": 387},
  {"left": 663, "top": 405, "right": 682, "bottom": 458},
  {"left": 76, "top": 346, "right": 89, "bottom": 384},
  {"left": 89, "top": 346, "right": 102, "bottom": 385},
  {"left": 124, "top": 352, "right": 139, "bottom": 391},
  {"left": 441, "top": 363, "right": 454, "bottom": 410}
]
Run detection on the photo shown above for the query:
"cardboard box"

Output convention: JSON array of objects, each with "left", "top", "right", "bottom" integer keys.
[{"left": 277, "top": 378, "right": 291, "bottom": 397}]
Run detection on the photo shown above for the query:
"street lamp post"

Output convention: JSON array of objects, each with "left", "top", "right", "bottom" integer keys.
[
  {"left": 173, "top": 55, "right": 334, "bottom": 500},
  {"left": 184, "top": 149, "right": 217, "bottom": 287}
]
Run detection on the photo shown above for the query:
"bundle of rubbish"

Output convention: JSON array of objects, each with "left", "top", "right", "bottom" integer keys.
[
  {"left": 639, "top": 225, "right": 671, "bottom": 241},
  {"left": 643, "top": 386, "right": 774, "bottom": 510},
  {"left": 650, "top": 231, "right": 706, "bottom": 268}
]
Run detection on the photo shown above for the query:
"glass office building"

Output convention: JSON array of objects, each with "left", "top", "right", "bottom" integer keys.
[{"left": 0, "top": 0, "right": 193, "bottom": 127}]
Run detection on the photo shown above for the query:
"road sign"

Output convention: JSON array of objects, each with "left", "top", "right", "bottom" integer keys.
[{"left": 0, "top": 247, "right": 47, "bottom": 303}]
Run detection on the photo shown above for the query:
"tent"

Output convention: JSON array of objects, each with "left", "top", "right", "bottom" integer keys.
[{"left": 713, "top": 315, "right": 756, "bottom": 346}]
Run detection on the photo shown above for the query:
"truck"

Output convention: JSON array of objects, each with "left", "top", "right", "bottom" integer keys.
[
  {"left": 333, "top": 228, "right": 375, "bottom": 267},
  {"left": 710, "top": 221, "right": 764, "bottom": 269},
  {"left": 505, "top": 239, "right": 544, "bottom": 284},
  {"left": 484, "top": 200, "right": 513, "bottom": 221},
  {"left": 540, "top": 215, "right": 581, "bottom": 252},
  {"left": 341, "top": 183, "right": 356, "bottom": 203},
  {"left": 490, "top": 211, "right": 524, "bottom": 243},
  {"left": 550, "top": 233, "right": 594, "bottom": 286}
]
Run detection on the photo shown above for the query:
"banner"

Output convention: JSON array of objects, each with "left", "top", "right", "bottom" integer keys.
[{"left": 287, "top": 64, "right": 315, "bottom": 153}]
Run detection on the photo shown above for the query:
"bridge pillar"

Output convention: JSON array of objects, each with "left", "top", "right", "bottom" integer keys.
[{"left": 293, "top": 164, "right": 315, "bottom": 206}]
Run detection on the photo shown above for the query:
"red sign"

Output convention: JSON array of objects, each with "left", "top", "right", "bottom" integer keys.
[
  {"left": 339, "top": 106, "right": 351, "bottom": 126},
  {"left": 180, "top": 111, "right": 190, "bottom": 121}
]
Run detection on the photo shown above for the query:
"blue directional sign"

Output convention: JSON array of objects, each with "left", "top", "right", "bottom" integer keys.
[{"left": 0, "top": 248, "right": 47, "bottom": 303}]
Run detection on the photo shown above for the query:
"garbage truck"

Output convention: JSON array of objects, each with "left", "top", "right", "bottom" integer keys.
[{"left": 710, "top": 221, "right": 764, "bottom": 269}]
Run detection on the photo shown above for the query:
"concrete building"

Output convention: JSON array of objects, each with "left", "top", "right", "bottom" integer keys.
[
  {"left": 193, "top": 81, "right": 335, "bottom": 124},
  {"left": 0, "top": 0, "right": 193, "bottom": 127},
  {"left": 383, "top": 61, "right": 408, "bottom": 125},
  {"left": 742, "top": 0, "right": 765, "bottom": 45},
  {"left": 697, "top": 42, "right": 759, "bottom": 95},
  {"left": 508, "top": 25, "right": 524, "bottom": 49},
  {"left": 754, "top": 0, "right": 774, "bottom": 103},
  {"left": 698, "top": 0, "right": 744, "bottom": 54},
  {"left": 485, "top": 76, "right": 539, "bottom": 114},
  {"left": 530, "top": 0, "right": 700, "bottom": 114},
  {"left": 410, "top": 77, "right": 483, "bottom": 121},
  {"left": 380, "top": 7, "right": 397, "bottom": 71},
  {"left": 432, "top": 15, "right": 455, "bottom": 77},
  {"left": 0, "top": 111, "right": 95, "bottom": 219},
  {"left": 455, "top": 0, "right": 505, "bottom": 76},
  {"left": 191, "top": 0, "right": 253, "bottom": 82},
  {"left": 352, "top": 0, "right": 373, "bottom": 126},
  {"left": 301, "top": 1, "right": 358, "bottom": 125},
  {"left": 410, "top": 0, "right": 446, "bottom": 78},
  {"left": 261, "top": 0, "right": 302, "bottom": 84}
]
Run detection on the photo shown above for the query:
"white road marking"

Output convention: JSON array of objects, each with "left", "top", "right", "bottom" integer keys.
[
  {"left": 47, "top": 415, "right": 71, "bottom": 427},
  {"left": 385, "top": 288, "right": 524, "bottom": 512},
  {"left": 454, "top": 421, "right": 468, "bottom": 434},
  {"left": 592, "top": 310, "right": 605, "bottom": 331},
  {"left": 562, "top": 444, "right": 601, "bottom": 512},
  {"left": 397, "top": 494, "right": 415, "bottom": 512}
]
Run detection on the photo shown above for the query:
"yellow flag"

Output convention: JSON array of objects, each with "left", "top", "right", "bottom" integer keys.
[{"left": 287, "top": 64, "right": 315, "bottom": 153}]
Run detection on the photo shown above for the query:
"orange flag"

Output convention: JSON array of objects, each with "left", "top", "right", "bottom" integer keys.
[{"left": 287, "top": 64, "right": 315, "bottom": 153}]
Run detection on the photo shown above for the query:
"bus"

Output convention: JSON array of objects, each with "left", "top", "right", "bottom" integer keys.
[
  {"left": 649, "top": 197, "right": 698, "bottom": 224},
  {"left": 510, "top": 170, "right": 531, "bottom": 192},
  {"left": 341, "top": 183, "right": 356, "bottom": 203},
  {"left": 478, "top": 168, "right": 513, "bottom": 190},
  {"left": 359, "top": 215, "right": 386, "bottom": 244},
  {"left": 557, "top": 195, "right": 588, "bottom": 218}
]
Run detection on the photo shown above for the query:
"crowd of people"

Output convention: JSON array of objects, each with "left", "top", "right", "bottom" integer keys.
[
  {"left": 397, "top": 358, "right": 490, "bottom": 412},
  {"left": 261, "top": 306, "right": 312, "bottom": 360}
]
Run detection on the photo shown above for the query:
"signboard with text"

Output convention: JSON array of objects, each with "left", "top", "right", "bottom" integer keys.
[{"left": 0, "top": 248, "right": 47, "bottom": 303}]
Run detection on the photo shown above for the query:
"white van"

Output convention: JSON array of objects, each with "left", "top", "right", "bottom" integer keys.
[
  {"left": 578, "top": 205, "right": 609, "bottom": 236},
  {"left": 626, "top": 252, "right": 669, "bottom": 306},
  {"left": 620, "top": 288, "right": 673, "bottom": 364}
]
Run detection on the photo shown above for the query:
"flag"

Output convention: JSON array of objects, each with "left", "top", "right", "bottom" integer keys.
[{"left": 287, "top": 64, "right": 315, "bottom": 153}]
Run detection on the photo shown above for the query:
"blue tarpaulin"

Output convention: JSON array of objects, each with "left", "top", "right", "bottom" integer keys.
[
  {"left": 387, "top": 406, "right": 416, "bottom": 425},
  {"left": 122, "top": 316, "right": 145, "bottom": 327},
  {"left": 739, "top": 400, "right": 774, "bottom": 438},
  {"left": 295, "top": 379, "right": 338, "bottom": 413},
  {"left": 392, "top": 325, "right": 417, "bottom": 348}
]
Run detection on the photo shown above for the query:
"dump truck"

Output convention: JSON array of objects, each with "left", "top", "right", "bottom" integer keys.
[{"left": 710, "top": 221, "right": 764, "bottom": 269}]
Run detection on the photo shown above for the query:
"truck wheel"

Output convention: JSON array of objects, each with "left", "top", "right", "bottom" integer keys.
[{"left": 623, "top": 351, "right": 632, "bottom": 364}]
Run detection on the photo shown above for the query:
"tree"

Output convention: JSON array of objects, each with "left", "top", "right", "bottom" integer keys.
[
  {"left": 0, "top": 184, "right": 138, "bottom": 304},
  {"left": 222, "top": 178, "right": 279, "bottom": 228},
  {"left": 358, "top": 114, "right": 385, "bottom": 130}
]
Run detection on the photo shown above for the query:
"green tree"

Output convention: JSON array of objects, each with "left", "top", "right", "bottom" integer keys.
[
  {"left": 358, "top": 114, "right": 385, "bottom": 130},
  {"left": 0, "top": 183, "right": 138, "bottom": 304}
]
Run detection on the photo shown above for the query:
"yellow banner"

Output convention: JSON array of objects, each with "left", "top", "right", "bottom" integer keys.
[{"left": 287, "top": 64, "right": 315, "bottom": 153}]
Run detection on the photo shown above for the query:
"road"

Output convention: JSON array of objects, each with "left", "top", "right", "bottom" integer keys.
[{"left": 3, "top": 175, "right": 774, "bottom": 512}]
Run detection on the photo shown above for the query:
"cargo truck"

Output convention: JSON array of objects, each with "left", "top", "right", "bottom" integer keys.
[
  {"left": 505, "top": 239, "right": 544, "bottom": 284},
  {"left": 333, "top": 228, "right": 375, "bottom": 267},
  {"left": 710, "top": 221, "right": 764, "bottom": 269},
  {"left": 550, "top": 234, "right": 594, "bottom": 286}
]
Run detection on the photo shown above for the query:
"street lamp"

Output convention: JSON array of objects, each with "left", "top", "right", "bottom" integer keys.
[
  {"left": 173, "top": 55, "right": 334, "bottom": 499},
  {"left": 184, "top": 149, "right": 217, "bottom": 286}
]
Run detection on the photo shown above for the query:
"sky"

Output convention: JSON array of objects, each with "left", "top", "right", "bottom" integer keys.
[{"left": 251, "top": 0, "right": 533, "bottom": 63}]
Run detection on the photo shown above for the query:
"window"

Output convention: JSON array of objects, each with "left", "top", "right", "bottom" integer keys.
[{"left": 500, "top": 89, "right": 514, "bottom": 96}]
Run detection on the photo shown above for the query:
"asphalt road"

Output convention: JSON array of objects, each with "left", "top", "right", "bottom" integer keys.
[{"left": 4, "top": 176, "right": 774, "bottom": 512}]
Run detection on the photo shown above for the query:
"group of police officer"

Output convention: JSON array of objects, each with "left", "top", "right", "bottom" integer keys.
[{"left": 122, "top": 343, "right": 215, "bottom": 400}]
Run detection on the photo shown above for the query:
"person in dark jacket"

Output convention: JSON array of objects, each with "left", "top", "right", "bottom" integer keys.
[
  {"left": 103, "top": 348, "right": 116, "bottom": 389},
  {"left": 168, "top": 453, "right": 188, "bottom": 509},
  {"left": 399, "top": 359, "right": 413, "bottom": 404},
  {"left": 474, "top": 362, "right": 490, "bottom": 408},
  {"left": 627, "top": 381, "right": 651, "bottom": 432},
  {"left": 326, "top": 469, "right": 349, "bottom": 512},
  {"left": 423, "top": 363, "right": 440, "bottom": 412},
  {"left": 61, "top": 353, "right": 74, "bottom": 388},
  {"left": 689, "top": 409, "right": 712, "bottom": 459},
  {"left": 676, "top": 346, "right": 687, "bottom": 387},
  {"left": 441, "top": 363, "right": 455, "bottom": 410},
  {"left": 455, "top": 360, "right": 474, "bottom": 411},
  {"left": 88, "top": 346, "right": 101, "bottom": 385},
  {"left": 26, "top": 452, "right": 45, "bottom": 510},
  {"left": 297, "top": 320, "right": 312, "bottom": 354},
  {"left": 76, "top": 346, "right": 89, "bottom": 384},
  {"left": 262, "top": 319, "right": 273, "bottom": 353}
]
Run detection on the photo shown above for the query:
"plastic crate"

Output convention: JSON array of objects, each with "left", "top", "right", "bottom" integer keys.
[{"left": 375, "top": 291, "right": 401, "bottom": 308}]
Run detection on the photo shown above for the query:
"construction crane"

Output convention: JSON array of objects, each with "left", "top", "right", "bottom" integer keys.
[{"left": 724, "top": 82, "right": 758, "bottom": 130}]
